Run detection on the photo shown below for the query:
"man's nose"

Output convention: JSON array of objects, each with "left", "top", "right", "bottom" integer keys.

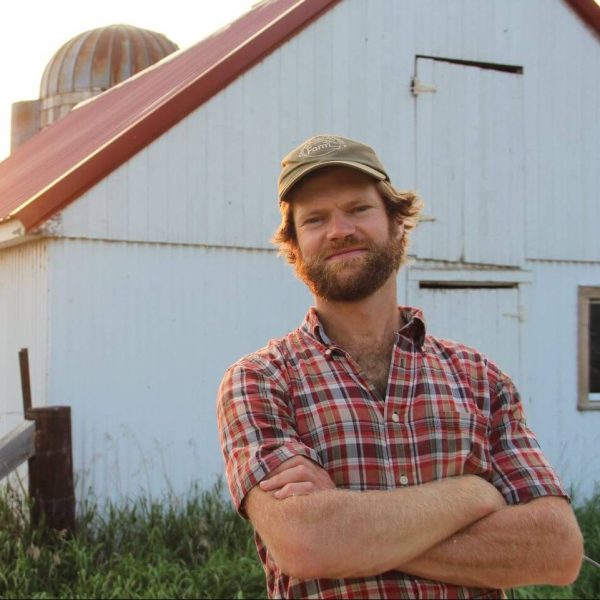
[{"left": 326, "top": 213, "right": 355, "bottom": 241}]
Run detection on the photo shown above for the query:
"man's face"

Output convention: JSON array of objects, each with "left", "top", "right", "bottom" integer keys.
[{"left": 291, "top": 167, "right": 404, "bottom": 302}]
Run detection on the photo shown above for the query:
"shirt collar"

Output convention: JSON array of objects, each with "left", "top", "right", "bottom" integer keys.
[{"left": 300, "top": 305, "right": 427, "bottom": 348}]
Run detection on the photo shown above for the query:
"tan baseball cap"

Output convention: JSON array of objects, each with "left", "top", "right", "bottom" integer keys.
[{"left": 278, "top": 134, "right": 390, "bottom": 202}]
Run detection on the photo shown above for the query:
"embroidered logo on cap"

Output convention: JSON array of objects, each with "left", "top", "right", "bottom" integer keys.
[{"left": 299, "top": 135, "right": 346, "bottom": 158}]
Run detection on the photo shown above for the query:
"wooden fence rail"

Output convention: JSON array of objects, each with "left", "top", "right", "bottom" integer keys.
[{"left": 0, "top": 420, "right": 35, "bottom": 480}]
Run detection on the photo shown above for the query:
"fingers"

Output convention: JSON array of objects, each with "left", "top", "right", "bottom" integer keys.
[
  {"left": 273, "top": 482, "right": 319, "bottom": 499},
  {"left": 260, "top": 465, "right": 308, "bottom": 491},
  {"left": 258, "top": 455, "right": 336, "bottom": 498},
  {"left": 269, "top": 454, "right": 314, "bottom": 475}
]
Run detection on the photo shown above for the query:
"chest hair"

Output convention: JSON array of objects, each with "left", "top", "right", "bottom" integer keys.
[{"left": 347, "top": 345, "right": 394, "bottom": 400}]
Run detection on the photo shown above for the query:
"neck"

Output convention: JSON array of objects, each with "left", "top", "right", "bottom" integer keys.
[{"left": 314, "top": 275, "right": 401, "bottom": 350}]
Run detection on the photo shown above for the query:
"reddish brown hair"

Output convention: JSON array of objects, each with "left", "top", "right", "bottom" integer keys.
[{"left": 272, "top": 177, "right": 424, "bottom": 265}]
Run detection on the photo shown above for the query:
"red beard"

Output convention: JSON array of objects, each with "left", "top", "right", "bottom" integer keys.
[{"left": 294, "top": 231, "right": 404, "bottom": 302}]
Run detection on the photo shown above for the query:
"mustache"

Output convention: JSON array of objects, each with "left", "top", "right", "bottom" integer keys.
[{"left": 317, "top": 236, "right": 372, "bottom": 259}]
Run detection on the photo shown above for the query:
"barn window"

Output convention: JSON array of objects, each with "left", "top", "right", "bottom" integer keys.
[{"left": 578, "top": 286, "right": 600, "bottom": 410}]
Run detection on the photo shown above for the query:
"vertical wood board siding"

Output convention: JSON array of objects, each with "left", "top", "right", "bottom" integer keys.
[
  {"left": 408, "top": 282, "right": 522, "bottom": 385},
  {"left": 413, "top": 58, "right": 525, "bottom": 266},
  {"left": 52, "top": 0, "right": 598, "bottom": 262},
  {"left": 0, "top": 241, "right": 48, "bottom": 437},
  {"left": 46, "top": 238, "right": 311, "bottom": 500},
  {"left": 3, "top": 0, "right": 597, "bottom": 502},
  {"left": 52, "top": 0, "right": 416, "bottom": 249},
  {"left": 523, "top": 260, "right": 600, "bottom": 495}
]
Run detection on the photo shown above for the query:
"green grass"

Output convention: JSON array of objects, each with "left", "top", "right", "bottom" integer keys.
[
  {"left": 0, "top": 480, "right": 266, "bottom": 599},
  {"left": 0, "top": 481, "right": 598, "bottom": 599},
  {"left": 514, "top": 492, "right": 600, "bottom": 600}
]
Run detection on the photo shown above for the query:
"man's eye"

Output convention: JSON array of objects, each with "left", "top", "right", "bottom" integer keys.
[
  {"left": 302, "top": 216, "right": 323, "bottom": 226},
  {"left": 353, "top": 205, "right": 371, "bottom": 213}
]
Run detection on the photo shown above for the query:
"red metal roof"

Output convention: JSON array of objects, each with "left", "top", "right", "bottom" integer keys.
[
  {"left": 0, "top": 0, "right": 597, "bottom": 233},
  {"left": 565, "top": 0, "right": 600, "bottom": 40},
  {"left": 0, "top": 0, "right": 340, "bottom": 232}
]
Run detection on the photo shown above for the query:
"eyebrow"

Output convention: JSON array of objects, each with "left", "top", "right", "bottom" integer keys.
[{"left": 297, "top": 197, "right": 375, "bottom": 216}]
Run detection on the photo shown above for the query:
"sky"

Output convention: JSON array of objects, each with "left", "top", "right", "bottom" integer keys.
[{"left": 0, "top": 0, "right": 255, "bottom": 160}]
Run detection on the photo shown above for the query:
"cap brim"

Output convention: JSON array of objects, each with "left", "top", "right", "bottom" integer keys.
[{"left": 279, "top": 161, "right": 387, "bottom": 201}]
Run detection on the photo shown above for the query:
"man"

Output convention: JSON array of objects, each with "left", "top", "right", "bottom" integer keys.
[{"left": 217, "top": 134, "right": 583, "bottom": 599}]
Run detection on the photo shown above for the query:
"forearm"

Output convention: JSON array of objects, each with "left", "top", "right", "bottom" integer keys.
[
  {"left": 399, "top": 497, "right": 583, "bottom": 588},
  {"left": 247, "top": 474, "right": 504, "bottom": 579}
]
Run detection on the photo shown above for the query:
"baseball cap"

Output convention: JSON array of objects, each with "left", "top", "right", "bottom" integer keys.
[{"left": 278, "top": 134, "right": 390, "bottom": 202}]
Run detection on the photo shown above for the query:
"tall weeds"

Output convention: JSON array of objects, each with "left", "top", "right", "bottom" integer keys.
[
  {"left": 0, "top": 480, "right": 265, "bottom": 599},
  {"left": 0, "top": 480, "right": 598, "bottom": 599}
]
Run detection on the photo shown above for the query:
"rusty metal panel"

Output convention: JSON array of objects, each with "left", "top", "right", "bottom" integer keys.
[
  {"left": 10, "top": 100, "right": 41, "bottom": 151},
  {"left": 39, "top": 25, "right": 178, "bottom": 98},
  {"left": 27, "top": 406, "right": 76, "bottom": 533}
]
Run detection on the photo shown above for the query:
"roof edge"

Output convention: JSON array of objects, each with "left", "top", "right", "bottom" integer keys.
[
  {"left": 0, "top": 218, "right": 26, "bottom": 243},
  {"left": 0, "top": 219, "right": 42, "bottom": 251},
  {"left": 15, "top": 0, "right": 341, "bottom": 232},
  {"left": 565, "top": 0, "right": 600, "bottom": 39}
]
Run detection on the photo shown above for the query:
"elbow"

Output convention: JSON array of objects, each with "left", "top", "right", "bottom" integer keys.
[
  {"left": 276, "top": 555, "right": 324, "bottom": 580},
  {"left": 269, "top": 521, "right": 358, "bottom": 580},
  {"left": 547, "top": 524, "right": 584, "bottom": 586},
  {"left": 270, "top": 536, "right": 332, "bottom": 580},
  {"left": 272, "top": 537, "right": 378, "bottom": 580}
]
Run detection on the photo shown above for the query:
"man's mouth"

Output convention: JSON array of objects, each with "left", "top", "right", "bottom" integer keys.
[{"left": 325, "top": 247, "right": 367, "bottom": 261}]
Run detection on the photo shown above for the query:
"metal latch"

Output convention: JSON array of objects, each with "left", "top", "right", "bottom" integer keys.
[{"left": 411, "top": 77, "right": 437, "bottom": 96}]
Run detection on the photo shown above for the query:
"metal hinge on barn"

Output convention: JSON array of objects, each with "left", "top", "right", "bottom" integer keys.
[{"left": 411, "top": 77, "right": 437, "bottom": 96}]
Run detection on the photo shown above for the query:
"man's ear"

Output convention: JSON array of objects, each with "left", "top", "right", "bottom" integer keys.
[{"left": 393, "top": 217, "right": 405, "bottom": 238}]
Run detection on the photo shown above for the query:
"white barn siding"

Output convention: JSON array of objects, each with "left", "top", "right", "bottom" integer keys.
[
  {"left": 45, "top": 238, "right": 311, "bottom": 500},
  {"left": 51, "top": 0, "right": 599, "bottom": 263},
  {"left": 524, "top": 3, "right": 600, "bottom": 261},
  {"left": 50, "top": 0, "right": 414, "bottom": 248},
  {"left": 10, "top": 0, "right": 597, "bottom": 500},
  {"left": 412, "top": 58, "right": 525, "bottom": 266},
  {"left": 408, "top": 265, "right": 531, "bottom": 385},
  {"left": 0, "top": 241, "right": 49, "bottom": 436},
  {"left": 524, "top": 260, "right": 600, "bottom": 496}
]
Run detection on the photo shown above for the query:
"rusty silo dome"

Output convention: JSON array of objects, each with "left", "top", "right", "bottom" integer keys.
[{"left": 38, "top": 24, "right": 178, "bottom": 128}]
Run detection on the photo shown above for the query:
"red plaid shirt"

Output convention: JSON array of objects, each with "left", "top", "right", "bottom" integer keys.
[{"left": 217, "top": 307, "right": 567, "bottom": 599}]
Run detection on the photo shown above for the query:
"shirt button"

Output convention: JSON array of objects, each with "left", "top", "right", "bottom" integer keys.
[
  {"left": 391, "top": 412, "right": 400, "bottom": 423},
  {"left": 399, "top": 474, "right": 409, "bottom": 485}
]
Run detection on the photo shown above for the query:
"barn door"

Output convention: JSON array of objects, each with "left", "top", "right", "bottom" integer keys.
[
  {"left": 412, "top": 57, "right": 524, "bottom": 267},
  {"left": 408, "top": 281, "right": 522, "bottom": 385}
]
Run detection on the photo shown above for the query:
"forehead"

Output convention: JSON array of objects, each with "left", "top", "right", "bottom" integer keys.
[{"left": 290, "top": 167, "right": 382, "bottom": 214}]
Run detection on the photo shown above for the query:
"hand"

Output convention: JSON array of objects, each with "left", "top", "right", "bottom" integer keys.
[{"left": 259, "top": 455, "right": 336, "bottom": 499}]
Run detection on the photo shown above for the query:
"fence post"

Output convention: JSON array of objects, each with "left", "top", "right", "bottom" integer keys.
[
  {"left": 27, "top": 406, "right": 76, "bottom": 534},
  {"left": 18, "top": 348, "right": 32, "bottom": 413}
]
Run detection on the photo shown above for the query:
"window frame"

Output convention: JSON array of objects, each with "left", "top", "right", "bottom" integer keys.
[{"left": 578, "top": 286, "right": 600, "bottom": 411}]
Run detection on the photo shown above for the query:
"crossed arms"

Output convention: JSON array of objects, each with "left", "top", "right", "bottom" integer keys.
[{"left": 245, "top": 455, "right": 584, "bottom": 588}]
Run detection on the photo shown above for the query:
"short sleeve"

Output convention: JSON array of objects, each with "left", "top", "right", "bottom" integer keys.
[
  {"left": 217, "top": 353, "right": 322, "bottom": 516},
  {"left": 488, "top": 370, "right": 568, "bottom": 505}
]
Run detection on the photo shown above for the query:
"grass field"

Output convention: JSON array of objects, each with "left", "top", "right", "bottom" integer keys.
[{"left": 0, "top": 480, "right": 598, "bottom": 599}]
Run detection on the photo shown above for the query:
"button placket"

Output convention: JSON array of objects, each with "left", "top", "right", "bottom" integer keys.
[{"left": 387, "top": 342, "right": 420, "bottom": 488}]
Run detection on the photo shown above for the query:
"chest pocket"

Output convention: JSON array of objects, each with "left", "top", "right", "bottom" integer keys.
[{"left": 400, "top": 408, "right": 491, "bottom": 484}]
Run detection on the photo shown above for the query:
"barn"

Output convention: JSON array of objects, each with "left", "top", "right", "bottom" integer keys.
[{"left": 0, "top": 0, "right": 599, "bottom": 502}]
